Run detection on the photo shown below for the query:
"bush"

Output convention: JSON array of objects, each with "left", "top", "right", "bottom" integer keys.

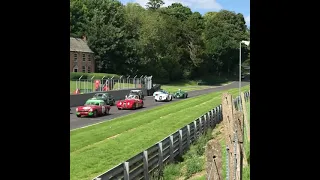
[
  {"left": 185, "top": 156, "right": 204, "bottom": 179},
  {"left": 163, "top": 163, "right": 183, "bottom": 180}
]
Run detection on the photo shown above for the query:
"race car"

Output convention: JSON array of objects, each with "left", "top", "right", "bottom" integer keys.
[
  {"left": 154, "top": 90, "right": 173, "bottom": 102},
  {"left": 91, "top": 93, "right": 115, "bottom": 105},
  {"left": 173, "top": 89, "right": 188, "bottom": 99},
  {"left": 126, "top": 89, "right": 144, "bottom": 99},
  {"left": 116, "top": 94, "right": 144, "bottom": 110},
  {"left": 153, "top": 89, "right": 167, "bottom": 96},
  {"left": 76, "top": 99, "right": 111, "bottom": 118}
]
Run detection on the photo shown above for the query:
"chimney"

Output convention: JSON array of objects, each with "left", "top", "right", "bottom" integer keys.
[{"left": 82, "top": 35, "right": 87, "bottom": 42}]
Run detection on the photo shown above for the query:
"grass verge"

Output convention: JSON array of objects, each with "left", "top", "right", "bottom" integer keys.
[{"left": 70, "top": 85, "right": 250, "bottom": 180}]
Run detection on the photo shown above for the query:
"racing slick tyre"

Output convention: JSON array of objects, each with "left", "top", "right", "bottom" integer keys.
[
  {"left": 155, "top": 99, "right": 158, "bottom": 102},
  {"left": 104, "top": 109, "right": 109, "bottom": 115},
  {"left": 118, "top": 108, "right": 121, "bottom": 110},
  {"left": 170, "top": 96, "right": 173, "bottom": 101},
  {"left": 186, "top": 94, "right": 188, "bottom": 98},
  {"left": 76, "top": 114, "right": 81, "bottom": 118},
  {"left": 93, "top": 110, "right": 97, "bottom": 117}
]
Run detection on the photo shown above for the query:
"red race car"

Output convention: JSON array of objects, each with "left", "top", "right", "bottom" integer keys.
[
  {"left": 116, "top": 94, "right": 144, "bottom": 110},
  {"left": 76, "top": 99, "right": 111, "bottom": 118}
]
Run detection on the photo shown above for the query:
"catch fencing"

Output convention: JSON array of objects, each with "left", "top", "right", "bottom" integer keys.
[
  {"left": 92, "top": 104, "right": 223, "bottom": 180},
  {"left": 71, "top": 75, "right": 153, "bottom": 94}
]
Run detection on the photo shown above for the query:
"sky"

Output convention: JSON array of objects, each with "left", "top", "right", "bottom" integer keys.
[{"left": 120, "top": 0, "right": 250, "bottom": 26}]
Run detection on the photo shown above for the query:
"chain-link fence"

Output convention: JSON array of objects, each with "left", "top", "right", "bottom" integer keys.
[{"left": 71, "top": 75, "right": 153, "bottom": 94}]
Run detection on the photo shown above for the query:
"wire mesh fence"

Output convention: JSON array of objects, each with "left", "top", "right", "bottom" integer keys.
[{"left": 70, "top": 75, "right": 153, "bottom": 94}]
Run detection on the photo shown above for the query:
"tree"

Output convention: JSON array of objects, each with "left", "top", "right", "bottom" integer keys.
[
  {"left": 146, "top": 0, "right": 164, "bottom": 10},
  {"left": 203, "top": 10, "right": 249, "bottom": 76},
  {"left": 70, "top": 1, "right": 250, "bottom": 82}
]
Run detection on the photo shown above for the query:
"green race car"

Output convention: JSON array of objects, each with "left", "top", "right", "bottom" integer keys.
[
  {"left": 90, "top": 93, "right": 116, "bottom": 105},
  {"left": 173, "top": 89, "right": 188, "bottom": 99}
]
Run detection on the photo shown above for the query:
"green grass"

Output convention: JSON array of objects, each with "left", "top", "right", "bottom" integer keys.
[
  {"left": 70, "top": 85, "right": 250, "bottom": 180},
  {"left": 160, "top": 80, "right": 232, "bottom": 93}
]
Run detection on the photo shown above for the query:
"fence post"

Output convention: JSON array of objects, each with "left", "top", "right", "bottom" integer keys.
[
  {"left": 219, "top": 104, "right": 222, "bottom": 122},
  {"left": 199, "top": 117, "right": 202, "bottom": 135},
  {"left": 203, "top": 115, "right": 207, "bottom": 132},
  {"left": 207, "top": 112, "right": 211, "bottom": 128},
  {"left": 179, "top": 130, "right": 183, "bottom": 155},
  {"left": 119, "top": 76, "right": 123, "bottom": 90},
  {"left": 169, "top": 135, "right": 174, "bottom": 162},
  {"left": 133, "top": 75, "right": 137, "bottom": 88},
  {"left": 110, "top": 76, "right": 114, "bottom": 90},
  {"left": 143, "top": 151, "right": 149, "bottom": 179},
  {"left": 211, "top": 109, "right": 215, "bottom": 127},
  {"left": 127, "top": 75, "right": 130, "bottom": 89},
  {"left": 193, "top": 121, "right": 197, "bottom": 141},
  {"left": 241, "top": 92, "right": 250, "bottom": 142},
  {"left": 158, "top": 142, "right": 163, "bottom": 171},
  {"left": 78, "top": 75, "right": 83, "bottom": 92},
  {"left": 90, "top": 76, "right": 95, "bottom": 92},
  {"left": 101, "top": 76, "right": 105, "bottom": 91},
  {"left": 187, "top": 125, "right": 191, "bottom": 148},
  {"left": 214, "top": 107, "right": 218, "bottom": 125},
  {"left": 123, "top": 162, "right": 129, "bottom": 180},
  {"left": 140, "top": 75, "right": 143, "bottom": 88}
]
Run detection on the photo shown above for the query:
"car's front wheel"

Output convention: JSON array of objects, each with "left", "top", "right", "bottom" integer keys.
[{"left": 93, "top": 110, "right": 97, "bottom": 117}]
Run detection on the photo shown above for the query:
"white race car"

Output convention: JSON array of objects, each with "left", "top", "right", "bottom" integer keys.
[{"left": 153, "top": 90, "right": 173, "bottom": 102}]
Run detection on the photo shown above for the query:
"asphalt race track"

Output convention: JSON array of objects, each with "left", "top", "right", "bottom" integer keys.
[{"left": 70, "top": 80, "right": 250, "bottom": 130}]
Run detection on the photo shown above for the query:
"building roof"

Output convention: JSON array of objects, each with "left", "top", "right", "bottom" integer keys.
[{"left": 70, "top": 37, "right": 93, "bottom": 53}]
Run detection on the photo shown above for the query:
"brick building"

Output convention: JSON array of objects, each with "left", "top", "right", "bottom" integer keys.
[{"left": 70, "top": 37, "right": 95, "bottom": 73}]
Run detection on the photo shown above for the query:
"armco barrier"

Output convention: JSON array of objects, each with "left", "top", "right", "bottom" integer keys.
[{"left": 70, "top": 88, "right": 147, "bottom": 107}]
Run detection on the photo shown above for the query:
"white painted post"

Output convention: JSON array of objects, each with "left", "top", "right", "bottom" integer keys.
[
  {"left": 101, "top": 76, "right": 105, "bottom": 91},
  {"left": 199, "top": 117, "right": 203, "bottom": 135},
  {"left": 179, "top": 130, "right": 183, "bottom": 155},
  {"left": 204, "top": 115, "right": 207, "bottom": 131},
  {"left": 193, "top": 121, "right": 197, "bottom": 141},
  {"left": 215, "top": 107, "right": 220, "bottom": 124},
  {"left": 187, "top": 125, "right": 191, "bottom": 148},
  {"left": 123, "top": 162, "right": 129, "bottom": 180},
  {"left": 169, "top": 135, "right": 174, "bottom": 162},
  {"left": 158, "top": 142, "right": 163, "bottom": 171},
  {"left": 143, "top": 151, "right": 149, "bottom": 179},
  {"left": 211, "top": 109, "right": 215, "bottom": 127},
  {"left": 207, "top": 112, "right": 212, "bottom": 127},
  {"left": 213, "top": 108, "right": 217, "bottom": 126},
  {"left": 90, "top": 76, "right": 95, "bottom": 92}
]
